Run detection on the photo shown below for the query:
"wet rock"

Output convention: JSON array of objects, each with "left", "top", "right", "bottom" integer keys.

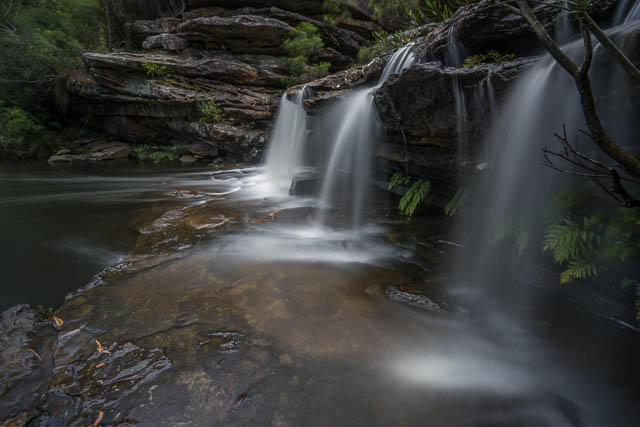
[
  {"left": 178, "top": 15, "right": 294, "bottom": 54},
  {"left": 187, "top": 141, "right": 218, "bottom": 158},
  {"left": 288, "top": 56, "right": 385, "bottom": 113},
  {"left": 143, "top": 33, "right": 189, "bottom": 51},
  {"left": 48, "top": 141, "right": 131, "bottom": 163},
  {"left": 179, "top": 154, "right": 198, "bottom": 164},
  {"left": 385, "top": 286, "right": 445, "bottom": 312}
]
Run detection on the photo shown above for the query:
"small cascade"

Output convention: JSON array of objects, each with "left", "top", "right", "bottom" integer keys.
[
  {"left": 445, "top": 26, "right": 465, "bottom": 67},
  {"left": 263, "top": 87, "right": 309, "bottom": 194},
  {"left": 316, "top": 45, "right": 415, "bottom": 228},
  {"left": 553, "top": 1, "right": 574, "bottom": 44},
  {"left": 452, "top": 77, "right": 469, "bottom": 169}
]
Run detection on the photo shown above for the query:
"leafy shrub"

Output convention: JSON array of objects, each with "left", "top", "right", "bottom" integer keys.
[
  {"left": 143, "top": 61, "right": 167, "bottom": 77},
  {"left": 280, "top": 22, "right": 331, "bottom": 87},
  {"left": 0, "top": 107, "right": 43, "bottom": 142},
  {"left": 198, "top": 100, "right": 225, "bottom": 124},
  {"left": 462, "top": 50, "right": 516, "bottom": 68}
]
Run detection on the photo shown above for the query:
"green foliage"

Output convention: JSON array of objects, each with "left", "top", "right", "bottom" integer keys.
[
  {"left": 0, "top": 0, "right": 119, "bottom": 153},
  {"left": 368, "top": 0, "right": 470, "bottom": 26},
  {"left": 280, "top": 22, "right": 331, "bottom": 87},
  {"left": 445, "top": 186, "right": 470, "bottom": 216},
  {"left": 388, "top": 172, "right": 411, "bottom": 190},
  {"left": 198, "top": 100, "right": 225, "bottom": 124},
  {"left": 388, "top": 173, "right": 432, "bottom": 215},
  {"left": 283, "top": 22, "right": 324, "bottom": 57},
  {"left": 543, "top": 210, "right": 640, "bottom": 284},
  {"left": 462, "top": 50, "right": 516, "bottom": 68},
  {"left": 132, "top": 144, "right": 152, "bottom": 161},
  {"left": 143, "top": 61, "right": 167, "bottom": 77},
  {"left": 0, "top": 107, "right": 43, "bottom": 142},
  {"left": 357, "top": 30, "right": 410, "bottom": 64},
  {"left": 399, "top": 179, "right": 432, "bottom": 216}
]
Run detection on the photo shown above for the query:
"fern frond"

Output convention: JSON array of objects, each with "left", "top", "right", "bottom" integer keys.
[
  {"left": 560, "top": 258, "right": 598, "bottom": 284},
  {"left": 388, "top": 172, "right": 410, "bottom": 191},
  {"left": 399, "top": 179, "right": 431, "bottom": 216},
  {"left": 445, "top": 186, "right": 470, "bottom": 217}
]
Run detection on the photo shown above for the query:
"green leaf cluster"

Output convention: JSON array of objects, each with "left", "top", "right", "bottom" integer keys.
[
  {"left": 388, "top": 172, "right": 432, "bottom": 216},
  {"left": 368, "top": 0, "right": 470, "bottom": 26},
  {"left": 198, "top": 100, "right": 225, "bottom": 124},
  {"left": 543, "top": 211, "right": 640, "bottom": 284},
  {"left": 280, "top": 22, "right": 331, "bottom": 87},
  {"left": 357, "top": 30, "right": 410, "bottom": 64},
  {"left": 143, "top": 61, "right": 167, "bottom": 77}
]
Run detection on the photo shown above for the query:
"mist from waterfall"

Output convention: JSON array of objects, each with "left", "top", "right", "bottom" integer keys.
[{"left": 315, "top": 45, "right": 415, "bottom": 228}]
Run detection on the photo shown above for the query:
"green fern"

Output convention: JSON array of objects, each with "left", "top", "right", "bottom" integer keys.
[
  {"left": 492, "top": 215, "right": 530, "bottom": 256},
  {"left": 445, "top": 186, "right": 470, "bottom": 216},
  {"left": 559, "top": 258, "right": 598, "bottom": 284},
  {"left": 542, "top": 216, "right": 603, "bottom": 264},
  {"left": 388, "top": 172, "right": 411, "bottom": 191},
  {"left": 399, "top": 179, "right": 431, "bottom": 216}
]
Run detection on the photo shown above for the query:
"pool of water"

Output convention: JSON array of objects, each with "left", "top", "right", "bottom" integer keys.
[{"left": 0, "top": 160, "right": 212, "bottom": 310}]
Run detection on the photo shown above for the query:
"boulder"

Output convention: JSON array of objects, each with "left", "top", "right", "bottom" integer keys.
[
  {"left": 143, "top": 33, "right": 189, "bottom": 51},
  {"left": 125, "top": 17, "right": 182, "bottom": 47},
  {"left": 177, "top": 15, "right": 294, "bottom": 54}
]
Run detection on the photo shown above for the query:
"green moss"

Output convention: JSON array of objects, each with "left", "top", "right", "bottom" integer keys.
[{"left": 462, "top": 50, "right": 516, "bottom": 68}]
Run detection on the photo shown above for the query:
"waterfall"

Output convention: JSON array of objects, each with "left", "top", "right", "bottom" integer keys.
[
  {"left": 263, "top": 87, "right": 309, "bottom": 194},
  {"left": 315, "top": 45, "right": 415, "bottom": 228},
  {"left": 454, "top": 14, "right": 640, "bottom": 289}
]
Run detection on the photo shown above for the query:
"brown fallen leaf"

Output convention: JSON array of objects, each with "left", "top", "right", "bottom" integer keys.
[
  {"left": 95, "top": 338, "right": 111, "bottom": 354},
  {"left": 28, "top": 348, "right": 42, "bottom": 361},
  {"left": 60, "top": 328, "right": 81, "bottom": 339},
  {"left": 53, "top": 316, "right": 64, "bottom": 328},
  {"left": 89, "top": 410, "right": 104, "bottom": 427}
]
